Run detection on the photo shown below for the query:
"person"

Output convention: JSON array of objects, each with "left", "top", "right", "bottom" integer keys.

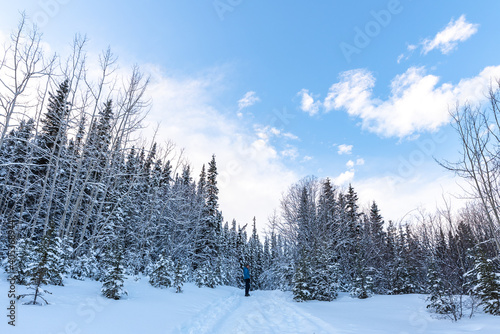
[{"left": 243, "top": 264, "right": 250, "bottom": 296}]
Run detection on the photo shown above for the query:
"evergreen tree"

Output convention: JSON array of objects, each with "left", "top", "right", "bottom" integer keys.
[
  {"left": 27, "top": 222, "right": 65, "bottom": 287},
  {"left": 195, "top": 261, "right": 218, "bottom": 288},
  {"left": 174, "top": 261, "right": 186, "bottom": 293},
  {"left": 13, "top": 238, "right": 35, "bottom": 285},
  {"left": 37, "top": 79, "right": 71, "bottom": 163},
  {"left": 248, "top": 217, "right": 263, "bottom": 289},
  {"left": 426, "top": 260, "right": 455, "bottom": 316},
  {"left": 292, "top": 252, "right": 312, "bottom": 302},
  {"left": 470, "top": 253, "right": 500, "bottom": 315},
  {"left": 101, "top": 241, "right": 127, "bottom": 300},
  {"left": 149, "top": 255, "right": 174, "bottom": 288},
  {"left": 70, "top": 251, "right": 99, "bottom": 281}
]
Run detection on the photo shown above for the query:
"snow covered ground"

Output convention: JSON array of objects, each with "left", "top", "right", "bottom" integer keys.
[{"left": 2, "top": 273, "right": 500, "bottom": 333}]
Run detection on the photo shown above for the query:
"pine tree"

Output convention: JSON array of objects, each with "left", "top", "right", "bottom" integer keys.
[
  {"left": 70, "top": 251, "right": 99, "bottom": 280},
  {"left": 426, "top": 260, "right": 455, "bottom": 316},
  {"left": 27, "top": 222, "right": 65, "bottom": 287},
  {"left": 350, "top": 255, "right": 373, "bottom": 299},
  {"left": 248, "top": 217, "right": 263, "bottom": 290},
  {"left": 471, "top": 253, "right": 500, "bottom": 315},
  {"left": 195, "top": 261, "right": 218, "bottom": 288},
  {"left": 11, "top": 239, "right": 35, "bottom": 285},
  {"left": 19, "top": 223, "right": 63, "bottom": 305},
  {"left": 174, "top": 261, "right": 186, "bottom": 293},
  {"left": 37, "top": 79, "right": 71, "bottom": 162},
  {"left": 292, "top": 253, "right": 312, "bottom": 302},
  {"left": 101, "top": 241, "right": 127, "bottom": 300},
  {"left": 149, "top": 255, "right": 174, "bottom": 288}
]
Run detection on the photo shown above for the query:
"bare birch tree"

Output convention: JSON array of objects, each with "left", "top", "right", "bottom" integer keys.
[{"left": 440, "top": 81, "right": 500, "bottom": 255}]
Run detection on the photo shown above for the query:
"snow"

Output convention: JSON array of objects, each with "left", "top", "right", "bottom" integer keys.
[{"left": 2, "top": 273, "right": 500, "bottom": 333}]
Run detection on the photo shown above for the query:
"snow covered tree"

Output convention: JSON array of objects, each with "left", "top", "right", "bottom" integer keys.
[
  {"left": 27, "top": 222, "right": 66, "bottom": 287},
  {"left": 19, "top": 222, "right": 64, "bottom": 305},
  {"left": 292, "top": 253, "right": 312, "bottom": 302},
  {"left": 248, "top": 217, "right": 263, "bottom": 289},
  {"left": 101, "top": 241, "right": 127, "bottom": 300},
  {"left": 426, "top": 260, "right": 457, "bottom": 317},
  {"left": 174, "top": 261, "right": 186, "bottom": 293},
  {"left": 470, "top": 253, "right": 500, "bottom": 315},
  {"left": 195, "top": 261, "right": 218, "bottom": 288},
  {"left": 36, "top": 79, "right": 70, "bottom": 166},
  {"left": 12, "top": 238, "right": 35, "bottom": 285},
  {"left": 70, "top": 251, "right": 99, "bottom": 281},
  {"left": 149, "top": 255, "right": 174, "bottom": 288}
]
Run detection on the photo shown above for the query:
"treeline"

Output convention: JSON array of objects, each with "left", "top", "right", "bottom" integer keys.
[{"left": 275, "top": 177, "right": 500, "bottom": 320}]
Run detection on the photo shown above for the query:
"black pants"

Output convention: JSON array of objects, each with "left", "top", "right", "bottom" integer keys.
[{"left": 244, "top": 278, "right": 250, "bottom": 296}]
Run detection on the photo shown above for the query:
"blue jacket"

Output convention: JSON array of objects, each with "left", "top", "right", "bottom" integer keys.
[{"left": 243, "top": 267, "right": 250, "bottom": 280}]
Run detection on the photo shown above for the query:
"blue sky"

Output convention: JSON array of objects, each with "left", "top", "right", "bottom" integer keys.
[{"left": 2, "top": 0, "right": 500, "bottom": 230}]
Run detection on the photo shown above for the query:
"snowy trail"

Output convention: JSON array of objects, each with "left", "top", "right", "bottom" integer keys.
[{"left": 174, "top": 290, "right": 339, "bottom": 334}]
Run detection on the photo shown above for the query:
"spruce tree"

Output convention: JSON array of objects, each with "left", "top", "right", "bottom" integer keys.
[
  {"left": 149, "top": 255, "right": 174, "bottom": 288},
  {"left": 293, "top": 252, "right": 312, "bottom": 302},
  {"left": 471, "top": 253, "right": 500, "bottom": 315},
  {"left": 174, "top": 261, "right": 186, "bottom": 293},
  {"left": 101, "top": 241, "right": 127, "bottom": 300},
  {"left": 13, "top": 238, "right": 34, "bottom": 285},
  {"left": 426, "top": 260, "right": 455, "bottom": 316},
  {"left": 37, "top": 79, "right": 71, "bottom": 162}
]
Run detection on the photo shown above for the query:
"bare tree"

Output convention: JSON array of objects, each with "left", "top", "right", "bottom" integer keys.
[
  {"left": 0, "top": 13, "right": 55, "bottom": 148},
  {"left": 439, "top": 81, "right": 500, "bottom": 255}
]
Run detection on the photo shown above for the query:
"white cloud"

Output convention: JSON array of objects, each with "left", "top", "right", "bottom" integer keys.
[
  {"left": 337, "top": 144, "right": 353, "bottom": 155},
  {"left": 323, "top": 65, "right": 500, "bottom": 138},
  {"left": 397, "top": 54, "right": 404, "bottom": 64},
  {"left": 347, "top": 158, "right": 365, "bottom": 168},
  {"left": 237, "top": 91, "right": 260, "bottom": 114},
  {"left": 407, "top": 44, "right": 417, "bottom": 52},
  {"left": 281, "top": 146, "right": 299, "bottom": 160},
  {"left": 302, "top": 155, "right": 313, "bottom": 162},
  {"left": 298, "top": 88, "right": 321, "bottom": 116},
  {"left": 142, "top": 66, "right": 297, "bottom": 231},
  {"left": 254, "top": 125, "right": 298, "bottom": 141},
  {"left": 334, "top": 170, "right": 355, "bottom": 186},
  {"left": 422, "top": 15, "right": 478, "bottom": 55},
  {"left": 355, "top": 172, "right": 467, "bottom": 223}
]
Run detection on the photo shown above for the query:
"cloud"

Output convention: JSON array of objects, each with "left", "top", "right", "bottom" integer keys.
[
  {"left": 298, "top": 88, "right": 321, "bottom": 116},
  {"left": 347, "top": 158, "right": 365, "bottom": 168},
  {"left": 142, "top": 66, "right": 297, "bottom": 231},
  {"left": 334, "top": 170, "right": 355, "bottom": 186},
  {"left": 237, "top": 91, "right": 260, "bottom": 113},
  {"left": 355, "top": 172, "right": 467, "bottom": 222},
  {"left": 422, "top": 15, "right": 478, "bottom": 55},
  {"left": 281, "top": 146, "right": 299, "bottom": 160},
  {"left": 254, "top": 125, "right": 298, "bottom": 141},
  {"left": 323, "top": 65, "right": 500, "bottom": 138},
  {"left": 337, "top": 144, "right": 353, "bottom": 155}
]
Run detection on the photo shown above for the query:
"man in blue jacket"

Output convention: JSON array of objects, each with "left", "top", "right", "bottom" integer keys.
[{"left": 243, "top": 264, "right": 250, "bottom": 296}]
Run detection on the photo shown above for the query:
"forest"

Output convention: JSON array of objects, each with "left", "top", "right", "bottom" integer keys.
[{"left": 1, "top": 16, "right": 500, "bottom": 321}]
